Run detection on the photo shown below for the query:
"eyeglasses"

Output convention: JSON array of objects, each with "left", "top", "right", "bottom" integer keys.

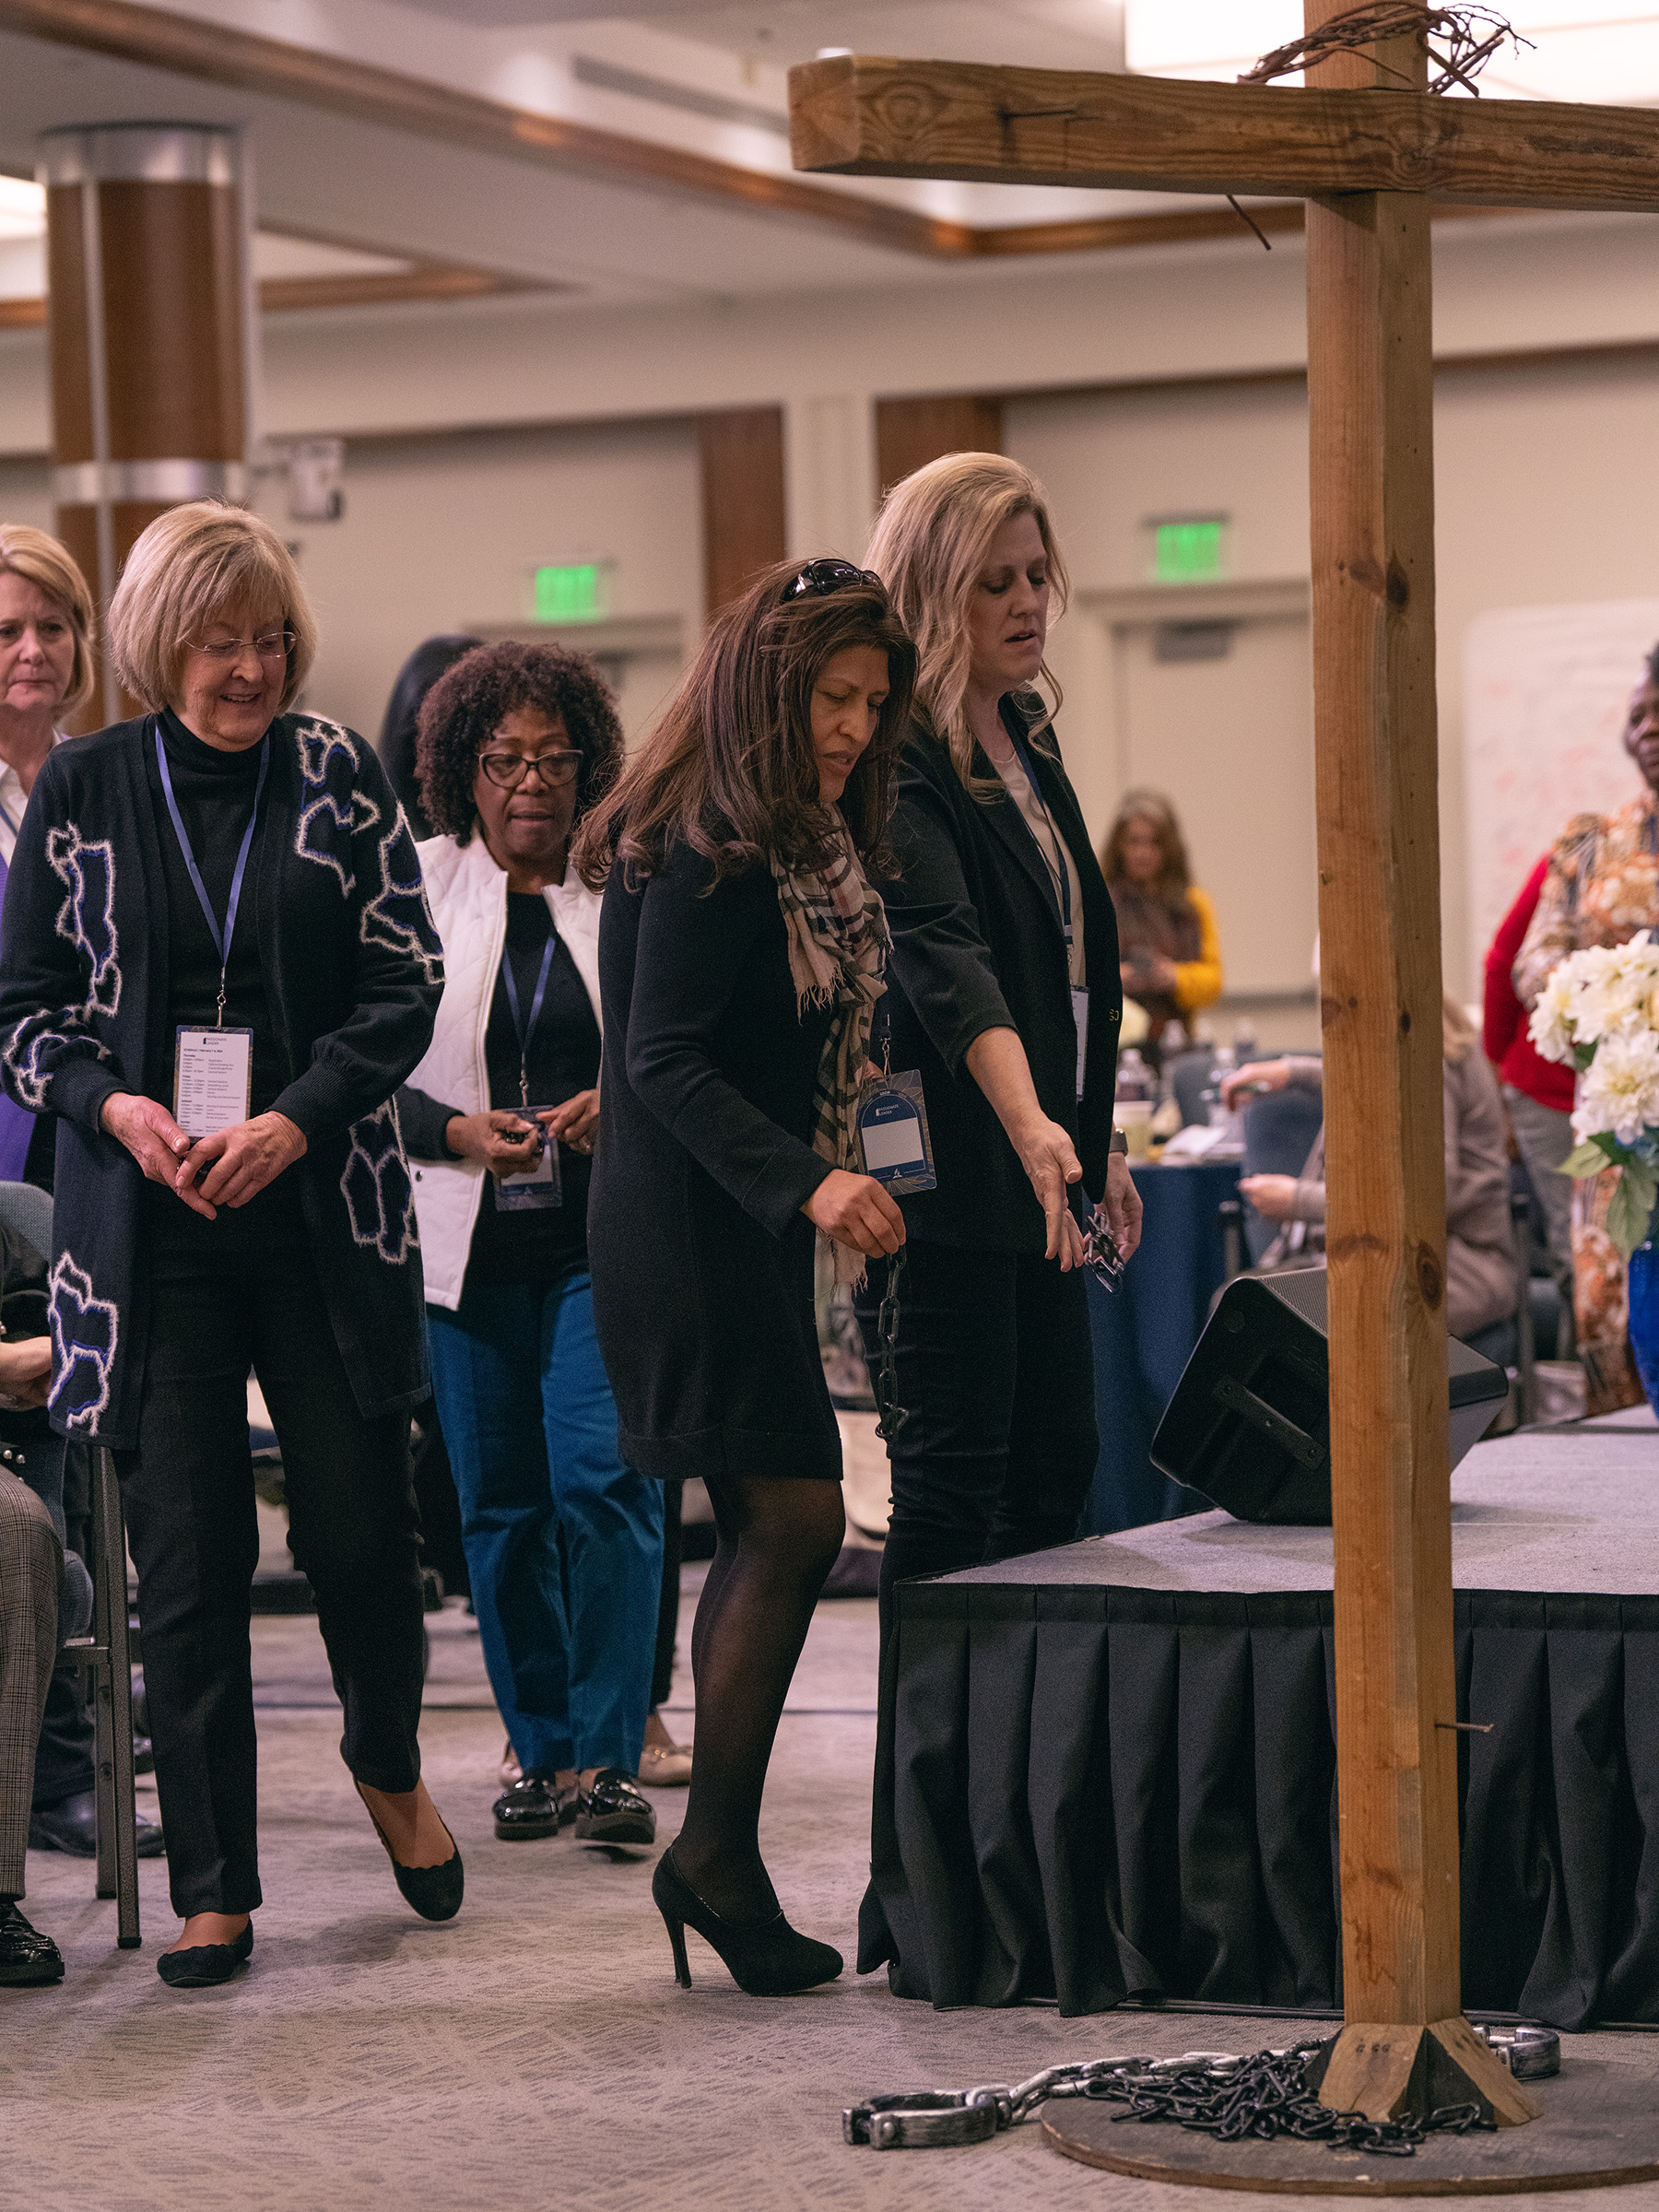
[
  {"left": 186, "top": 630, "right": 293, "bottom": 664},
  {"left": 477, "top": 749, "right": 582, "bottom": 790},
  {"left": 783, "top": 559, "right": 881, "bottom": 602}
]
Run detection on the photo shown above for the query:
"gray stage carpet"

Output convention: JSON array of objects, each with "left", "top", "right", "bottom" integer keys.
[{"left": 947, "top": 1406, "right": 1659, "bottom": 1594}]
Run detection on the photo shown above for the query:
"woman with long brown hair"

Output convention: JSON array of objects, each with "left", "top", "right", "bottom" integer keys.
[
  {"left": 574, "top": 558, "right": 916, "bottom": 1994},
  {"left": 1099, "top": 788, "right": 1223, "bottom": 1053}
]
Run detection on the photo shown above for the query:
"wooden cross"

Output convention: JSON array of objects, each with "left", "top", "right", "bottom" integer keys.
[{"left": 791, "top": 4, "right": 1659, "bottom": 2124}]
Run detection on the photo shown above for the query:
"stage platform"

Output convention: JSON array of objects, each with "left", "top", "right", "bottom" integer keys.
[{"left": 862, "top": 1408, "right": 1659, "bottom": 2027}]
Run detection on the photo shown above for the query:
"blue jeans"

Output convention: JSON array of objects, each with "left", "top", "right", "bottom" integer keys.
[{"left": 426, "top": 1274, "right": 663, "bottom": 1777}]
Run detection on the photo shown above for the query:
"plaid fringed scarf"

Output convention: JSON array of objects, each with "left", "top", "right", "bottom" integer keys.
[{"left": 770, "top": 831, "right": 889, "bottom": 1283}]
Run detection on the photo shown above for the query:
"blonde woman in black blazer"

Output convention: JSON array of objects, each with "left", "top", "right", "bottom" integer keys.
[{"left": 859, "top": 454, "right": 1144, "bottom": 1611}]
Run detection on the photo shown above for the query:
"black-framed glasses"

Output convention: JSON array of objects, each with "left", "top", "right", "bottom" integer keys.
[
  {"left": 783, "top": 559, "right": 881, "bottom": 602},
  {"left": 477, "top": 749, "right": 582, "bottom": 790},
  {"left": 1079, "top": 1211, "right": 1126, "bottom": 1294}
]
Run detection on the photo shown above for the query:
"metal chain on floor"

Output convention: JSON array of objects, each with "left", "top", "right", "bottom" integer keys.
[{"left": 843, "top": 2028, "right": 1559, "bottom": 2153}]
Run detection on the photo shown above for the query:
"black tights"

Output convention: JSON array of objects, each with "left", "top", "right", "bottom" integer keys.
[{"left": 672, "top": 1472, "right": 844, "bottom": 1921}]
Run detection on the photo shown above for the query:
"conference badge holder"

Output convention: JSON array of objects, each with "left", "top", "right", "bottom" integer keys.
[
  {"left": 173, "top": 1025, "right": 253, "bottom": 1139},
  {"left": 857, "top": 1068, "right": 935, "bottom": 1195},
  {"left": 494, "top": 1110, "right": 563, "bottom": 1211}
]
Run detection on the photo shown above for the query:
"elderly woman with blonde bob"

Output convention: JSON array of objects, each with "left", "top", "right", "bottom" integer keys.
[{"left": 0, "top": 500, "right": 458, "bottom": 1988}]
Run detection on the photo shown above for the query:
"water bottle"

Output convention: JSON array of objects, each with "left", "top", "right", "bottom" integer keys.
[
  {"left": 1207, "top": 1042, "right": 1238, "bottom": 1132},
  {"left": 1233, "top": 1018, "right": 1259, "bottom": 1069}
]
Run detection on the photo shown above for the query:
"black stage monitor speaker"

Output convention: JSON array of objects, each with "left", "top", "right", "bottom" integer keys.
[{"left": 1150, "top": 1267, "right": 1510, "bottom": 1525}]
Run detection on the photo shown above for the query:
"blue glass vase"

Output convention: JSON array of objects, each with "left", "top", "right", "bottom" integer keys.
[{"left": 1627, "top": 1237, "right": 1659, "bottom": 1414}]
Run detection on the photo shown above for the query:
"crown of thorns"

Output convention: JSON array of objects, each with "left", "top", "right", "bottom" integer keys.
[{"left": 1241, "top": 4, "right": 1532, "bottom": 95}]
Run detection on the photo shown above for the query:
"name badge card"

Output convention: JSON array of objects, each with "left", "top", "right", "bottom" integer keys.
[
  {"left": 494, "top": 1111, "right": 563, "bottom": 1211},
  {"left": 857, "top": 1069, "right": 936, "bottom": 1194},
  {"left": 173, "top": 1025, "right": 253, "bottom": 1139},
  {"left": 1071, "top": 985, "right": 1090, "bottom": 1101}
]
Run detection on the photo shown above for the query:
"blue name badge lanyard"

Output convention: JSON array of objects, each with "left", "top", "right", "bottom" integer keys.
[
  {"left": 856, "top": 1006, "right": 936, "bottom": 1195},
  {"left": 156, "top": 727, "right": 269, "bottom": 1138},
  {"left": 1009, "top": 733, "right": 1089, "bottom": 1102},
  {"left": 495, "top": 926, "right": 562, "bottom": 1210}
]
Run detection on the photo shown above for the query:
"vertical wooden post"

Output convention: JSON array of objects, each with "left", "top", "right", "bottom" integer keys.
[{"left": 1300, "top": 7, "right": 1532, "bottom": 2116}]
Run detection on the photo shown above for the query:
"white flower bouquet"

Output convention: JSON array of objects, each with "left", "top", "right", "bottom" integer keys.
[{"left": 1529, "top": 930, "right": 1659, "bottom": 1256}]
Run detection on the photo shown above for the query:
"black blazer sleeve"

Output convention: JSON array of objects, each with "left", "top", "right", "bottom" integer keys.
[
  {"left": 395, "top": 1083, "right": 460, "bottom": 1159},
  {"left": 882, "top": 759, "right": 1018, "bottom": 1076},
  {"left": 624, "top": 847, "right": 831, "bottom": 1238}
]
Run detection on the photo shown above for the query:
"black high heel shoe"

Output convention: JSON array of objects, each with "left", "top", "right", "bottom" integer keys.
[
  {"left": 652, "top": 1849, "right": 841, "bottom": 1995},
  {"left": 157, "top": 1922, "right": 253, "bottom": 1988},
  {"left": 355, "top": 1783, "right": 465, "bottom": 1923}
]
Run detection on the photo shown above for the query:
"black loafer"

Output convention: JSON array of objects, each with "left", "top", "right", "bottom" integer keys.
[
  {"left": 156, "top": 1923, "right": 253, "bottom": 1989},
  {"left": 29, "top": 1789, "right": 165, "bottom": 1859},
  {"left": 0, "top": 1900, "right": 64, "bottom": 1986},
  {"left": 574, "top": 1769, "right": 657, "bottom": 1847},
  {"left": 492, "top": 1774, "right": 577, "bottom": 1841}
]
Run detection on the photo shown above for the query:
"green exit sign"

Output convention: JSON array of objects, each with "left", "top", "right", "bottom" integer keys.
[
  {"left": 1151, "top": 517, "right": 1226, "bottom": 584},
  {"left": 534, "top": 563, "right": 602, "bottom": 622}
]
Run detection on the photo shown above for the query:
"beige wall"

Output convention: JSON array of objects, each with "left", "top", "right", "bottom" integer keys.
[{"left": 246, "top": 418, "right": 702, "bottom": 747}]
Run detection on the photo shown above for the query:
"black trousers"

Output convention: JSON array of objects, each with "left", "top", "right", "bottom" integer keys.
[
  {"left": 117, "top": 1182, "right": 426, "bottom": 1917},
  {"left": 855, "top": 1240, "right": 1099, "bottom": 1609}
]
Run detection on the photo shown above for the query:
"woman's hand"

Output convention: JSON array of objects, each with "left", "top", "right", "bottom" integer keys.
[
  {"left": 101, "top": 1092, "right": 215, "bottom": 1219},
  {"left": 1099, "top": 1152, "right": 1144, "bottom": 1263},
  {"left": 0, "top": 1336, "right": 53, "bottom": 1407},
  {"left": 1239, "top": 1172, "right": 1298, "bottom": 1225},
  {"left": 444, "top": 1109, "right": 544, "bottom": 1178},
  {"left": 176, "top": 1112, "right": 308, "bottom": 1215},
  {"left": 543, "top": 1088, "right": 599, "bottom": 1156},
  {"left": 1010, "top": 1110, "right": 1087, "bottom": 1266},
  {"left": 1221, "top": 1057, "right": 1294, "bottom": 1111},
  {"left": 804, "top": 1170, "right": 906, "bottom": 1259}
]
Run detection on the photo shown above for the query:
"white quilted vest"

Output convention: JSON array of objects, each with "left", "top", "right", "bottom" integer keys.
[{"left": 407, "top": 831, "right": 603, "bottom": 1311}]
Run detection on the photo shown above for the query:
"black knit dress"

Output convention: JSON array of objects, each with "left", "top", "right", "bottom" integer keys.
[{"left": 587, "top": 840, "right": 841, "bottom": 1482}]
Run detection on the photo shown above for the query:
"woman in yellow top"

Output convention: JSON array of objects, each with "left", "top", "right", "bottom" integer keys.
[{"left": 1098, "top": 790, "right": 1222, "bottom": 1051}]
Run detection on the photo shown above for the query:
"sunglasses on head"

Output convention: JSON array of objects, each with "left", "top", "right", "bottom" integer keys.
[{"left": 783, "top": 559, "right": 881, "bottom": 602}]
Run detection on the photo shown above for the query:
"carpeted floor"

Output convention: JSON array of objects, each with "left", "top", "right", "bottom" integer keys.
[{"left": 6, "top": 1571, "right": 1658, "bottom": 2212}]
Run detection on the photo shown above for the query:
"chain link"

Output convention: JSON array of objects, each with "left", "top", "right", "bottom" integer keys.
[{"left": 873, "top": 1245, "right": 909, "bottom": 1441}]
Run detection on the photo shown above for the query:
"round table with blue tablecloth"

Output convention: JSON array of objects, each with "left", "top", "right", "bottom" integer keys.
[{"left": 1083, "top": 1155, "right": 1241, "bottom": 1534}]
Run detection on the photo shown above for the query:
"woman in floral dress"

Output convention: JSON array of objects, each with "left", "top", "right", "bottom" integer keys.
[{"left": 1514, "top": 641, "right": 1659, "bottom": 1413}]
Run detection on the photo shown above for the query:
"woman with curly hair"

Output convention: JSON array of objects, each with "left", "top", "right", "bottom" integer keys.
[
  {"left": 573, "top": 559, "right": 916, "bottom": 1994},
  {"left": 398, "top": 641, "right": 665, "bottom": 1852}
]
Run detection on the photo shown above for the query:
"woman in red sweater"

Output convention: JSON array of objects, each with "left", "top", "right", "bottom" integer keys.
[{"left": 1483, "top": 855, "right": 1575, "bottom": 1305}]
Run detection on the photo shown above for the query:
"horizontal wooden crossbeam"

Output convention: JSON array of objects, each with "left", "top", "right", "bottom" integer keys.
[{"left": 789, "top": 55, "right": 1659, "bottom": 214}]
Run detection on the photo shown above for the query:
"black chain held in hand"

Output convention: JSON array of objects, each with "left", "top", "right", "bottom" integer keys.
[{"left": 873, "top": 1246, "right": 909, "bottom": 1442}]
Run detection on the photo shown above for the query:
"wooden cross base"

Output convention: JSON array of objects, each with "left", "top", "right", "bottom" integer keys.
[{"left": 1307, "top": 2019, "right": 1542, "bottom": 2129}]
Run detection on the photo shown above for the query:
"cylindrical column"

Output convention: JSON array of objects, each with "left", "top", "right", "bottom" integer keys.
[{"left": 39, "top": 124, "right": 253, "bottom": 724}]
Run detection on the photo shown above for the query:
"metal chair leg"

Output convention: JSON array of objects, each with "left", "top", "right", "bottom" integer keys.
[
  {"left": 1512, "top": 1192, "right": 1537, "bottom": 1428},
  {"left": 93, "top": 1446, "right": 140, "bottom": 1947}
]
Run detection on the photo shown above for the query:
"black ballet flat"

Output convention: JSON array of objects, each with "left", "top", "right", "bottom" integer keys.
[
  {"left": 356, "top": 1783, "right": 465, "bottom": 1923},
  {"left": 652, "top": 1849, "right": 841, "bottom": 1996},
  {"left": 156, "top": 1923, "right": 253, "bottom": 1988}
]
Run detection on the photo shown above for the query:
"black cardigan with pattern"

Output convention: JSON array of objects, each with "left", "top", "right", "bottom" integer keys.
[{"left": 0, "top": 712, "right": 444, "bottom": 1447}]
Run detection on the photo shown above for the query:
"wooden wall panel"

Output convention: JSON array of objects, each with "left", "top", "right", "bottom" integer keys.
[
  {"left": 875, "top": 394, "right": 1003, "bottom": 500},
  {"left": 698, "top": 406, "right": 787, "bottom": 615}
]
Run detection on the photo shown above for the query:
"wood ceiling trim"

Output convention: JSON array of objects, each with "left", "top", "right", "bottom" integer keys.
[
  {"left": 0, "top": 1, "right": 1550, "bottom": 265},
  {"left": 0, "top": 259, "right": 547, "bottom": 324}
]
